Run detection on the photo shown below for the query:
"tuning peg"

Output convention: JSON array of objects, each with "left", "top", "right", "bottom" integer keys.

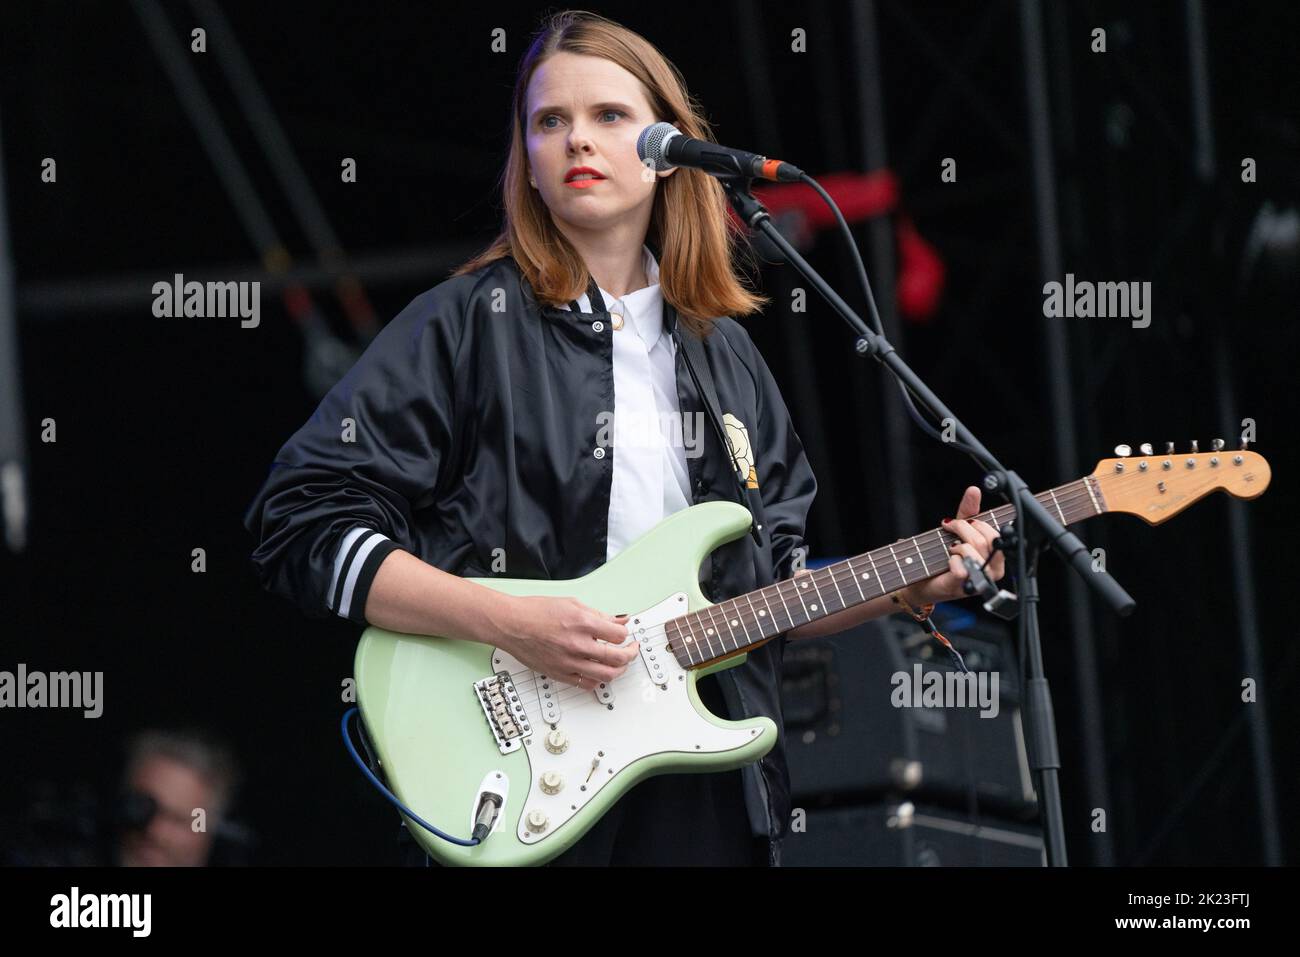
[
  {"left": 1210, "top": 438, "right": 1225, "bottom": 451},
  {"left": 1241, "top": 436, "right": 1251, "bottom": 450},
  {"left": 1139, "top": 443, "right": 1153, "bottom": 456},
  {"left": 1114, "top": 444, "right": 1131, "bottom": 457},
  {"left": 1165, "top": 441, "right": 1175, "bottom": 455},
  {"left": 1190, "top": 439, "right": 1199, "bottom": 453}
]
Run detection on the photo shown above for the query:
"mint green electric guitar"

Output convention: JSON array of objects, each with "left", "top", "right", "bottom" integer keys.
[{"left": 353, "top": 446, "right": 1270, "bottom": 865}]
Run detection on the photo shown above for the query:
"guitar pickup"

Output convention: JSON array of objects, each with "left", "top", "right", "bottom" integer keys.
[
  {"left": 535, "top": 674, "right": 562, "bottom": 725},
  {"left": 638, "top": 636, "right": 669, "bottom": 687}
]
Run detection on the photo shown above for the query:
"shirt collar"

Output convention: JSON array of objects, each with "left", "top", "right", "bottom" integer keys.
[
  {"left": 560, "top": 245, "right": 667, "bottom": 350},
  {"left": 603, "top": 245, "right": 663, "bottom": 351}
]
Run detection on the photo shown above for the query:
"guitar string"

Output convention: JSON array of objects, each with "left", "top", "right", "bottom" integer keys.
[
  {"left": 503, "top": 510, "right": 1022, "bottom": 724},
  {"left": 496, "top": 633, "right": 678, "bottom": 727},
  {"left": 500, "top": 622, "right": 668, "bottom": 695},
  {"left": 498, "top": 481, "right": 1104, "bottom": 715},
  {"left": 481, "top": 463, "right": 1234, "bottom": 727},
  {"left": 589, "top": 481, "right": 1092, "bottom": 677},
  {"left": 660, "top": 482, "right": 1102, "bottom": 663}
]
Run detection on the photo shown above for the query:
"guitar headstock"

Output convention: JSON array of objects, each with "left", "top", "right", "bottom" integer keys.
[{"left": 1092, "top": 440, "right": 1271, "bottom": 525}]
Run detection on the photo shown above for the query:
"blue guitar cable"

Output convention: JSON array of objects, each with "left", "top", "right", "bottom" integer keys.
[{"left": 340, "top": 707, "right": 486, "bottom": 847}]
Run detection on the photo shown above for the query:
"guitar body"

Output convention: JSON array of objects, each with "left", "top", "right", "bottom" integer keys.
[{"left": 353, "top": 500, "right": 777, "bottom": 867}]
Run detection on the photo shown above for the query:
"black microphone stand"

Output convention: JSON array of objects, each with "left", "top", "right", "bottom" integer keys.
[{"left": 717, "top": 174, "right": 1136, "bottom": 866}]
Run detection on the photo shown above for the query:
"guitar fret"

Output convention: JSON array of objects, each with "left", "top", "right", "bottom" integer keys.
[
  {"left": 720, "top": 600, "right": 745, "bottom": 649},
  {"left": 865, "top": 551, "right": 883, "bottom": 592},
  {"left": 806, "top": 569, "right": 828, "bottom": 617},
  {"left": 679, "top": 613, "right": 698, "bottom": 664},
  {"left": 771, "top": 578, "right": 796, "bottom": 631},
  {"left": 1048, "top": 487, "right": 1066, "bottom": 524},
  {"left": 913, "top": 538, "right": 930, "bottom": 577},
  {"left": 847, "top": 557, "right": 867, "bottom": 601},
  {"left": 739, "top": 593, "right": 760, "bottom": 641},
  {"left": 685, "top": 608, "right": 705, "bottom": 664},
  {"left": 753, "top": 588, "right": 775, "bottom": 637},
  {"left": 725, "top": 602, "right": 744, "bottom": 652},
  {"left": 720, "top": 602, "right": 742, "bottom": 650},
  {"left": 934, "top": 529, "right": 949, "bottom": 570},
  {"left": 696, "top": 606, "right": 722, "bottom": 661},
  {"left": 726, "top": 599, "right": 752, "bottom": 646},
  {"left": 887, "top": 544, "right": 907, "bottom": 588},
  {"left": 825, "top": 564, "right": 847, "bottom": 614},
  {"left": 678, "top": 617, "right": 703, "bottom": 664},
  {"left": 791, "top": 571, "right": 813, "bottom": 623}
]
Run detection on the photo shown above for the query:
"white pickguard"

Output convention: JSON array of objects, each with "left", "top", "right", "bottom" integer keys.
[{"left": 485, "top": 592, "right": 758, "bottom": 845}]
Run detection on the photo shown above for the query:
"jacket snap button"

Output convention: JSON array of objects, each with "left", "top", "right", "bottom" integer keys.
[
  {"left": 593, "top": 447, "right": 606, "bottom": 459},
  {"left": 592, "top": 320, "right": 604, "bottom": 333}
]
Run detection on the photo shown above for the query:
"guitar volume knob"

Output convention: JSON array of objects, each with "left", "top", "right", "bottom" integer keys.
[{"left": 545, "top": 729, "right": 569, "bottom": 754}]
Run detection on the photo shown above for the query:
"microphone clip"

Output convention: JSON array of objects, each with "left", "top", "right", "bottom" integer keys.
[{"left": 961, "top": 555, "right": 1019, "bottom": 621}]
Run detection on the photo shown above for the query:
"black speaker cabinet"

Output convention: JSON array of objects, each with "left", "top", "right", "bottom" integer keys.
[
  {"left": 782, "top": 801, "right": 1046, "bottom": 866},
  {"left": 782, "top": 609, "right": 1038, "bottom": 820}
]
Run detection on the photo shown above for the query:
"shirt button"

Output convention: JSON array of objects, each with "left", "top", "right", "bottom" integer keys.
[
  {"left": 592, "top": 320, "right": 604, "bottom": 333},
  {"left": 593, "top": 447, "right": 606, "bottom": 459}
]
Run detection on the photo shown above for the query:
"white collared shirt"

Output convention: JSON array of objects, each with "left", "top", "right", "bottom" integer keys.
[{"left": 560, "top": 244, "right": 693, "bottom": 562}]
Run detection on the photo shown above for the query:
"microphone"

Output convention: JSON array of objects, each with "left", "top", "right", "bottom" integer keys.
[{"left": 636, "top": 122, "right": 805, "bottom": 182}]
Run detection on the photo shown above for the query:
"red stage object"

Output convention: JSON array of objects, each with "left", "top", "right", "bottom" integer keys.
[
  {"left": 894, "top": 215, "right": 946, "bottom": 323},
  {"left": 732, "top": 169, "right": 946, "bottom": 323}
]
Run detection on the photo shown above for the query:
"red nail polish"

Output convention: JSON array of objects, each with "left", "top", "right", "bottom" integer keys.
[{"left": 941, "top": 518, "right": 951, "bottom": 524}]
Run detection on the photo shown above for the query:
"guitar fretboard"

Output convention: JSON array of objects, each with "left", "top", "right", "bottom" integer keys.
[{"left": 665, "top": 476, "right": 1106, "bottom": 667}]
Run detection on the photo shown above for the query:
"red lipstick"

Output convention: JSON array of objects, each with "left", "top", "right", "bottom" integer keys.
[{"left": 565, "top": 166, "right": 606, "bottom": 188}]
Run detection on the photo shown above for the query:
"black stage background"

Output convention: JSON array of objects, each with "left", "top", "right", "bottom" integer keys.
[{"left": 1, "top": 1, "right": 1296, "bottom": 866}]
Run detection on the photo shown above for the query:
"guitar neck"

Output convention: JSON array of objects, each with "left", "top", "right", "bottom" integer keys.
[{"left": 667, "top": 475, "right": 1105, "bottom": 668}]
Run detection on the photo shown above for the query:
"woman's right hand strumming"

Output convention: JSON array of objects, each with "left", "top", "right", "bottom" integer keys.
[
  {"left": 490, "top": 595, "right": 640, "bottom": 689},
  {"left": 363, "top": 552, "right": 641, "bottom": 687}
]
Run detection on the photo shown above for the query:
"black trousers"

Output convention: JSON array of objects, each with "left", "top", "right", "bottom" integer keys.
[{"left": 399, "top": 673, "right": 773, "bottom": 867}]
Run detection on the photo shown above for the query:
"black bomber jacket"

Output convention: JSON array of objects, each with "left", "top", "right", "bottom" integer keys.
[{"left": 242, "top": 253, "right": 819, "bottom": 848}]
